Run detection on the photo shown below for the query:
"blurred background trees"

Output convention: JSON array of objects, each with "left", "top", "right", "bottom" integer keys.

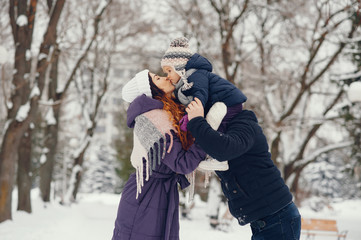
[{"left": 0, "top": 0, "right": 360, "bottom": 223}]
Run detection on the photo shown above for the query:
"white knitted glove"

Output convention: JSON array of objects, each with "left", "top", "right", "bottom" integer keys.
[
  {"left": 205, "top": 102, "right": 227, "bottom": 130},
  {"left": 198, "top": 155, "right": 229, "bottom": 171},
  {"left": 197, "top": 102, "right": 229, "bottom": 172}
]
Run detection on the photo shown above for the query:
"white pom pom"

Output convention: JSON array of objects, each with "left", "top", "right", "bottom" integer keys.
[{"left": 170, "top": 37, "right": 189, "bottom": 48}]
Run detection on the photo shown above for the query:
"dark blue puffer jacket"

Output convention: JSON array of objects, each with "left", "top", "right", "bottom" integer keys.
[
  {"left": 187, "top": 110, "right": 293, "bottom": 225},
  {"left": 184, "top": 53, "right": 247, "bottom": 113}
]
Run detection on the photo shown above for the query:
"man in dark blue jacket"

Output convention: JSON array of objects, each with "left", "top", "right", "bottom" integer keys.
[{"left": 186, "top": 97, "right": 301, "bottom": 240}]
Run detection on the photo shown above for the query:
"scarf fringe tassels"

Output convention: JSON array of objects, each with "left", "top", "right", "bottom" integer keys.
[{"left": 131, "top": 109, "right": 176, "bottom": 199}]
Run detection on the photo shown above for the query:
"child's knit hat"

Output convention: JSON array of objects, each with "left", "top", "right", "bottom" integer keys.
[
  {"left": 122, "top": 69, "right": 151, "bottom": 102},
  {"left": 161, "top": 37, "right": 194, "bottom": 77}
]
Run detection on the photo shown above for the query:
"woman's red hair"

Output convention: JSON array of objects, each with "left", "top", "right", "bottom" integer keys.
[{"left": 149, "top": 75, "right": 193, "bottom": 150}]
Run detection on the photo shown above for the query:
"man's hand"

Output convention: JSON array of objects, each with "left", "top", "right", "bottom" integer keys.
[{"left": 186, "top": 97, "right": 204, "bottom": 120}]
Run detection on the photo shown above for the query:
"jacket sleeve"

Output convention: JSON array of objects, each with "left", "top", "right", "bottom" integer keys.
[
  {"left": 161, "top": 133, "right": 206, "bottom": 174},
  {"left": 187, "top": 72, "right": 210, "bottom": 107},
  {"left": 187, "top": 117, "right": 256, "bottom": 161}
]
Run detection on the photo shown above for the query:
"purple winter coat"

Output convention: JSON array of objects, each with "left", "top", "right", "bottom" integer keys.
[{"left": 112, "top": 95, "right": 206, "bottom": 240}]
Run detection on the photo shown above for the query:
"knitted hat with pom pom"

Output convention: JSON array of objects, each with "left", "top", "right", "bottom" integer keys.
[{"left": 161, "top": 37, "right": 194, "bottom": 78}]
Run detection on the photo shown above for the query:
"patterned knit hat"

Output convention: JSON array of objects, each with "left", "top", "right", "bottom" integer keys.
[
  {"left": 161, "top": 37, "right": 194, "bottom": 77},
  {"left": 122, "top": 69, "right": 151, "bottom": 103}
]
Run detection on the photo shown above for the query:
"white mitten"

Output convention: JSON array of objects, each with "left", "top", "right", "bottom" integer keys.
[
  {"left": 206, "top": 102, "right": 227, "bottom": 130},
  {"left": 197, "top": 102, "right": 229, "bottom": 173},
  {"left": 198, "top": 155, "right": 229, "bottom": 171}
]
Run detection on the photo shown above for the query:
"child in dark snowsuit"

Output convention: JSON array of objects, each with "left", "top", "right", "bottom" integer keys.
[
  {"left": 161, "top": 37, "right": 247, "bottom": 132},
  {"left": 161, "top": 37, "right": 247, "bottom": 172}
]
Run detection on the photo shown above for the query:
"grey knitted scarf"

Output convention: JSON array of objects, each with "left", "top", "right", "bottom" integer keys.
[
  {"left": 174, "top": 68, "right": 197, "bottom": 106},
  {"left": 131, "top": 109, "right": 176, "bottom": 198}
]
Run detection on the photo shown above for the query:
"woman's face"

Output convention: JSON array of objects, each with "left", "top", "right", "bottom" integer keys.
[
  {"left": 162, "top": 66, "right": 181, "bottom": 84},
  {"left": 149, "top": 72, "right": 175, "bottom": 97}
]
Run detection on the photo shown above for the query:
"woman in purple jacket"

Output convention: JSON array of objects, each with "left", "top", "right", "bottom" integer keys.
[{"left": 112, "top": 69, "right": 206, "bottom": 240}]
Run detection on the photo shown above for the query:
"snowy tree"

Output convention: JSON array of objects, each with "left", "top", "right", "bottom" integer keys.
[
  {"left": 218, "top": 0, "right": 361, "bottom": 202},
  {"left": 113, "top": 103, "right": 134, "bottom": 190},
  {"left": 62, "top": 0, "right": 157, "bottom": 203},
  {"left": 208, "top": 0, "right": 250, "bottom": 85},
  {"left": 16, "top": 1, "right": 64, "bottom": 214},
  {"left": 300, "top": 9, "right": 361, "bottom": 202},
  {"left": 0, "top": 0, "right": 65, "bottom": 222},
  {"left": 206, "top": 175, "right": 223, "bottom": 228},
  {"left": 345, "top": 11, "right": 361, "bottom": 183},
  {"left": 161, "top": 0, "right": 361, "bottom": 203},
  {"left": 331, "top": 11, "right": 361, "bottom": 196},
  {"left": 38, "top": 0, "right": 113, "bottom": 204},
  {"left": 81, "top": 144, "right": 118, "bottom": 193},
  {"left": 306, "top": 151, "right": 361, "bottom": 199},
  {"left": 39, "top": 0, "right": 149, "bottom": 203},
  {"left": 0, "top": 4, "right": 12, "bottom": 140},
  {"left": 38, "top": 44, "right": 60, "bottom": 203}
]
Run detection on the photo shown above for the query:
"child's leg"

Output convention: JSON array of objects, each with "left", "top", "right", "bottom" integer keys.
[
  {"left": 180, "top": 114, "right": 189, "bottom": 132},
  {"left": 206, "top": 102, "right": 227, "bottom": 130},
  {"left": 197, "top": 102, "right": 229, "bottom": 172}
]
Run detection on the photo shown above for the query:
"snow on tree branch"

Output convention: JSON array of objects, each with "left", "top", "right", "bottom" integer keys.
[
  {"left": 64, "top": 164, "right": 83, "bottom": 204},
  {"left": 30, "top": 85, "right": 40, "bottom": 98},
  {"left": 332, "top": 70, "right": 361, "bottom": 81},
  {"left": 295, "top": 141, "right": 353, "bottom": 168},
  {"left": 45, "top": 106, "right": 56, "bottom": 125},
  {"left": 342, "top": 35, "right": 361, "bottom": 43},
  {"left": 72, "top": 136, "right": 91, "bottom": 159},
  {"left": 15, "top": 102, "right": 30, "bottom": 122},
  {"left": 265, "top": 85, "right": 280, "bottom": 120},
  {"left": 96, "top": 0, "right": 111, "bottom": 15},
  {"left": 16, "top": 15, "right": 28, "bottom": 27}
]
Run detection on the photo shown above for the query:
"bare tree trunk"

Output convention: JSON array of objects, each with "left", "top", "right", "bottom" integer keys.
[
  {"left": 0, "top": 0, "right": 37, "bottom": 223},
  {"left": 270, "top": 131, "right": 281, "bottom": 169},
  {"left": 210, "top": 0, "right": 249, "bottom": 84},
  {"left": 72, "top": 142, "right": 90, "bottom": 200},
  {"left": 39, "top": 122, "right": 58, "bottom": 202},
  {"left": 15, "top": 0, "right": 41, "bottom": 212},
  {"left": 289, "top": 168, "right": 303, "bottom": 206},
  {"left": 17, "top": 128, "right": 32, "bottom": 213},
  {"left": 0, "top": 127, "right": 22, "bottom": 222},
  {"left": 71, "top": 57, "right": 110, "bottom": 200},
  {"left": 39, "top": 46, "right": 60, "bottom": 202},
  {"left": 19, "top": 0, "right": 65, "bottom": 204}
]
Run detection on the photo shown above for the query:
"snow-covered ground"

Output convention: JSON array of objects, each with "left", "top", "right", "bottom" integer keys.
[{"left": 0, "top": 189, "right": 360, "bottom": 240}]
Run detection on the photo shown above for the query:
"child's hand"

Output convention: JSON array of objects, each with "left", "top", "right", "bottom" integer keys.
[{"left": 186, "top": 98, "right": 204, "bottom": 120}]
